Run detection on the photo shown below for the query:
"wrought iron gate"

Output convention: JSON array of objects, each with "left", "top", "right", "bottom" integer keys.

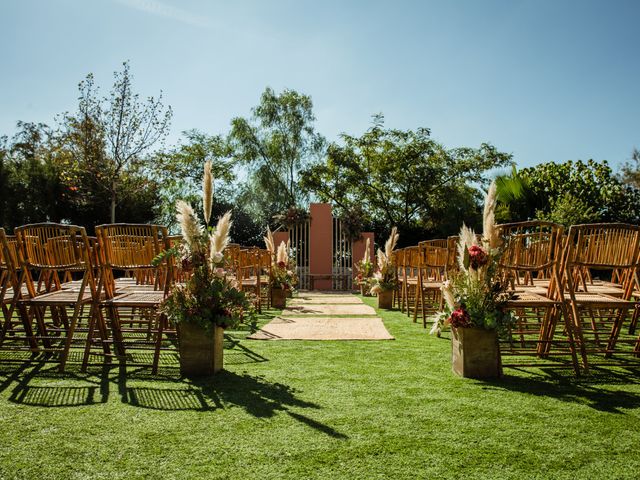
[
  {"left": 288, "top": 220, "right": 310, "bottom": 290},
  {"left": 332, "top": 217, "right": 353, "bottom": 290}
]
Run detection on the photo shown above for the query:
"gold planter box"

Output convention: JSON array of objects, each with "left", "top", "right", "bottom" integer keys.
[
  {"left": 178, "top": 323, "right": 224, "bottom": 377},
  {"left": 451, "top": 327, "right": 502, "bottom": 378}
]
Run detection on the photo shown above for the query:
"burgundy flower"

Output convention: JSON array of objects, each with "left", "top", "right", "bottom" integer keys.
[
  {"left": 468, "top": 245, "right": 488, "bottom": 269},
  {"left": 449, "top": 307, "right": 471, "bottom": 328},
  {"left": 277, "top": 261, "right": 286, "bottom": 269}
]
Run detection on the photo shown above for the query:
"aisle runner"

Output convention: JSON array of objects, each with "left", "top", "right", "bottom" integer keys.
[{"left": 248, "top": 293, "right": 394, "bottom": 341}]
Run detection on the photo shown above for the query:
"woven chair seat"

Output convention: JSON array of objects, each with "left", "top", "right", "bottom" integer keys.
[
  {"left": 507, "top": 291, "right": 557, "bottom": 307},
  {"left": 577, "top": 285, "right": 625, "bottom": 297},
  {"left": 565, "top": 292, "right": 633, "bottom": 307},
  {"left": 512, "top": 285, "right": 550, "bottom": 296},
  {"left": 27, "top": 290, "right": 94, "bottom": 305},
  {"left": 107, "top": 291, "right": 165, "bottom": 307},
  {"left": 117, "top": 284, "right": 159, "bottom": 293}
]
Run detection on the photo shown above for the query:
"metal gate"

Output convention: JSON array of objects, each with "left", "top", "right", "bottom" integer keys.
[
  {"left": 288, "top": 220, "right": 310, "bottom": 290},
  {"left": 332, "top": 217, "right": 353, "bottom": 290}
]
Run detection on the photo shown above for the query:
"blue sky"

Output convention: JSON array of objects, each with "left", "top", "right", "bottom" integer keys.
[{"left": 1, "top": 0, "right": 638, "bottom": 169}]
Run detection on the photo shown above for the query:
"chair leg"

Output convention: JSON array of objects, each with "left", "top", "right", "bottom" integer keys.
[
  {"left": 152, "top": 312, "right": 165, "bottom": 375},
  {"left": 58, "top": 303, "right": 83, "bottom": 372}
]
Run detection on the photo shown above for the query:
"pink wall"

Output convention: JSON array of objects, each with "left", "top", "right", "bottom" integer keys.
[
  {"left": 309, "top": 203, "right": 333, "bottom": 290},
  {"left": 352, "top": 232, "right": 375, "bottom": 281},
  {"left": 272, "top": 231, "right": 290, "bottom": 252}
]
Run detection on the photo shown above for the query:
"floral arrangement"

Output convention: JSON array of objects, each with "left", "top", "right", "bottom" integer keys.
[
  {"left": 430, "top": 182, "right": 515, "bottom": 336},
  {"left": 370, "top": 227, "right": 399, "bottom": 294},
  {"left": 355, "top": 237, "right": 374, "bottom": 291},
  {"left": 338, "top": 206, "right": 366, "bottom": 242},
  {"left": 273, "top": 207, "right": 310, "bottom": 229},
  {"left": 160, "top": 161, "right": 255, "bottom": 330},
  {"left": 264, "top": 228, "right": 298, "bottom": 291}
]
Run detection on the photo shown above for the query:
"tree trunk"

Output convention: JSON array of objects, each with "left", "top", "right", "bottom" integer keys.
[{"left": 110, "top": 190, "right": 116, "bottom": 223}]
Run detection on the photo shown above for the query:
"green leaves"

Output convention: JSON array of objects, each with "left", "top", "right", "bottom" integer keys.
[{"left": 300, "top": 115, "right": 512, "bottom": 240}]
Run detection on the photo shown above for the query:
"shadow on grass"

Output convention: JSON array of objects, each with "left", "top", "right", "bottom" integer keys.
[
  {"left": 6, "top": 363, "right": 110, "bottom": 407},
  {"left": 1, "top": 361, "right": 348, "bottom": 439},
  {"left": 484, "top": 365, "right": 640, "bottom": 413}
]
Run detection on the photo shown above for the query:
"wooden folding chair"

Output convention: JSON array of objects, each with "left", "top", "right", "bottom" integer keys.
[
  {"left": 258, "top": 249, "right": 272, "bottom": 309},
  {"left": 13, "top": 223, "right": 102, "bottom": 371},
  {"left": 414, "top": 241, "right": 448, "bottom": 327},
  {"left": 237, "top": 248, "right": 261, "bottom": 312},
  {"left": 400, "top": 247, "right": 420, "bottom": 316},
  {"left": 0, "top": 229, "right": 39, "bottom": 354},
  {"left": 560, "top": 223, "right": 640, "bottom": 372},
  {"left": 392, "top": 250, "right": 403, "bottom": 310},
  {"left": 497, "top": 221, "right": 580, "bottom": 375},
  {"left": 88, "top": 224, "right": 173, "bottom": 373}
]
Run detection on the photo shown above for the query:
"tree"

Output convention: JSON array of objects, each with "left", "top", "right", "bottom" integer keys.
[
  {"left": 58, "top": 62, "right": 172, "bottom": 222},
  {"left": 152, "top": 130, "right": 234, "bottom": 225},
  {"left": 0, "top": 122, "right": 72, "bottom": 229},
  {"left": 300, "top": 115, "right": 512, "bottom": 243},
  {"left": 503, "top": 159, "right": 640, "bottom": 224},
  {"left": 228, "top": 87, "right": 326, "bottom": 225},
  {"left": 621, "top": 148, "right": 640, "bottom": 189}
]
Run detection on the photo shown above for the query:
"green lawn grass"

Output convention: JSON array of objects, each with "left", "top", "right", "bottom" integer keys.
[{"left": 1, "top": 296, "right": 639, "bottom": 479}]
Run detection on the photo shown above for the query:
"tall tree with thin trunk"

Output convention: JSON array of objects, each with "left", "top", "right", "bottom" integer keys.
[{"left": 59, "top": 62, "right": 172, "bottom": 222}]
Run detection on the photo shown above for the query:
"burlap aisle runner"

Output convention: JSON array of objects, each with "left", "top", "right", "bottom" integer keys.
[{"left": 248, "top": 293, "right": 394, "bottom": 341}]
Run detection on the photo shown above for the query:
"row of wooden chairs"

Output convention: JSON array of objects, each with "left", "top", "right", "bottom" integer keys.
[
  {"left": 0, "top": 223, "right": 276, "bottom": 373},
  {"left": 395, "top": 222, "right": 640, "bottom": 374}
]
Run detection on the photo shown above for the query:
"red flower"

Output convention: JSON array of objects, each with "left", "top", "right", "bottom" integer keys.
[
  {"left": 277, "top": 261, "right": 286, "bottom": 269},
  {"left": 449, "top": 307, "right": 471, "bottom": 328},
  {"left": 468, "top": 245, "right": 488, "bottom": 269}
]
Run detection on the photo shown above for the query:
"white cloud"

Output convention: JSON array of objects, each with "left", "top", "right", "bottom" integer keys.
[{"left": 113, "top": 0, "right": 211, "bottom": 28}]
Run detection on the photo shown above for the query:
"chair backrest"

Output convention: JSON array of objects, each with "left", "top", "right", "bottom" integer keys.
[
  {"left": 498, "top": 221, "right": 564, "bottom": 272},
  {"left": 0, "top": 229, "right": 18, "bottom": 273},
  {"left": 562, "top": 223, "right": 640, "bottom": 298},
  {"left": 418, "top": 240, "right": 448, "bottom": 281},
  {"left": 15, "top": 223, "right": 91, "bottom": 271},
  {"left": 14, "top": 223, "right": 94, "bottom": 296},
  {"left": 95, "top": 224, "right": 171, "bottom": 295},
  {"left": 96, "top": 224, "right": 168, "bottom": 270},
  {"left": 0, "top": 229, "right": 19, "bottom": 299}
]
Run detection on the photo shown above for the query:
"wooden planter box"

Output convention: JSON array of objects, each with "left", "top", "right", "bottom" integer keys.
[
  {"left": 451, "top": 327, "right": 502, "bottom": 378},
  {"left": 178, "top": 323, "right": 224, "bottom": 377},
  {"left": 377, "top": 289, "right": 393, "bottom": 309},
  {"left": 271, "top": 288, "right": 287, "bottom": 309}
]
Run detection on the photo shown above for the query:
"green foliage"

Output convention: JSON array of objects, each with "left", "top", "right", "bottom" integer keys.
[
  {"left": 162, "top": 265, "right": 254, "bottom": 330},
  {"left": 0, "top": 122, "right": 74, "bottom": 229},
  {"left": 229, "top": 87, "right": 326, "bottom": 225},
  {"left": 503, "top": 159, "right": 640, "bottom": 224},
  {"left": 301, "top": 115, "right": 512, "bottom": 244},
  {"left": 152, "top": 129, "right": 236, "bottom": 228},
  {"left": 536, "top": 192, "right": 599, "bottom": 227}
]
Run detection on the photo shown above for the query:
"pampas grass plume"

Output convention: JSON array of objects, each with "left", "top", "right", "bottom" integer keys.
[
  {"left": 211, "top": 210, "right": 232, "bottom": 255},
  {"left": 483, "top": 181, "right": 499, "bottom": 249},
  {"left": 363, "top": 237, "right": 371, "bottom": 263},
  {"left": 263, "top": 226, "right": 275, "bottom": 253},
  {"left": 176, "top": 200, "right": 203, "bottom": 253},
  {"left": 276, "top": 241, "right": 288, "bottom": 265},
  {"left": 202, "top": 161, "right": 213, "bottom": 226}
]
